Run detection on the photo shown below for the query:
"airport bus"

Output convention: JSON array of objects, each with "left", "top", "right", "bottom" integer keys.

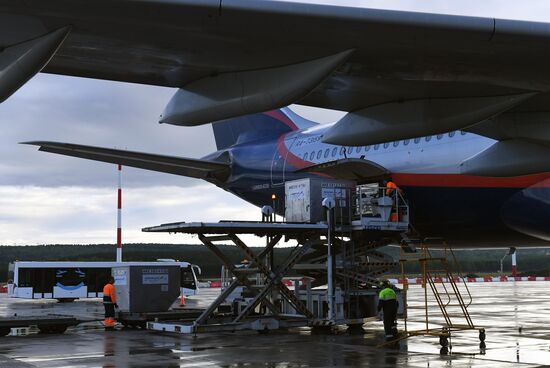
[{"left": 7, "top": 260, "right": 201, "bottom": 301}]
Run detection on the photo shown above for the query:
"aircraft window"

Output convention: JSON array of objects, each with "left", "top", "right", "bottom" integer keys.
[
  {"left": 393, "top": 141, "right": 399, "bottom": 147},
  {"left": 302, "top": 153, "right": 308, "bottom": 160},
  {"left": 332, "top": 147, "right": 338, "bottom": 157},
  {"left": 324, "top": 149, "right": 330, "bottom": 158},
  {"left": 425, "top": 136, "right": 432, "bottom": 142},
  {"left": 461, "top": 131, "right": 467, "bottom": 135},
  {"left": 374, "top": 144, "right": 380, "bottom": 150},
  {"left": 448, "top": 131, "right": 456, "bottom": 138},
  {"left": 414, "top": 137, "right": 421, "bottom": 144},
  {"left": 436, "top": 134, "right": 443, "bottom": 140},
  {"left": 404, "top": 139, "right": 410, "bottom": 146},
  {"left": 316, "top": 150, "right": 322, "bottom": 159},
  {"left": 365, "top": 145, "right": 370, "bottom": 152},
  {"left": 355, "top": 147, "right": 362, "bottom": 154},
  {"left": 340, "top": 147, "right": 346, "bottom": 156},
  {"left": 309, "top": 151, "right": 315, "bottom": 160},
  {"left": 347, "top": 147, "right": 353, "bottom": 154},
  {"left": 383, "top": 142, "right": 390, "bottom": 149}
]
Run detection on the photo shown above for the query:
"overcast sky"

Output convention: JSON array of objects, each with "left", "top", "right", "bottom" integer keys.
[{"left": 1, "top": 0, "right": 550, "bottom": 247}]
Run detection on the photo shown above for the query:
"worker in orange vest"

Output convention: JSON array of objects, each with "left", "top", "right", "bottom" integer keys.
[
  {"left": 384, "top": 180, "right": 403, "bottom": 222},
  {"left": 385, "top": 181, "right": 399, "bottom": 197},
  {"left": 103, "top": 276, "right": 118, "bottom": 330}
]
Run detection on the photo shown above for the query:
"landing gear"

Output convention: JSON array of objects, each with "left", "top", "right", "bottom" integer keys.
[{"left": 439, "top": 336, "right": 449, "bottom": 347}]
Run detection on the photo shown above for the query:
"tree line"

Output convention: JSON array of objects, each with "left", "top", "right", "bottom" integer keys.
[{"left": 1, "top": 243, "right": 549, "bottom": 281}]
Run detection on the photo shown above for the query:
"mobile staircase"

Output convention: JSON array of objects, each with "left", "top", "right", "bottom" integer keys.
[{"left": 385, "top": 239, "right": 485, "bottom": 350}]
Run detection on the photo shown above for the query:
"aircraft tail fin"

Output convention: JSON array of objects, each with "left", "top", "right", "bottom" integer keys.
[{"left": 212, "top": 107, "right": 317, "bottom": 150}]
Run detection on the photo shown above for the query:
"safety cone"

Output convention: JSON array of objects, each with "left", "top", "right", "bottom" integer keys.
[{"left": 180, "top": 293, "right": 185, "bottom": 307}]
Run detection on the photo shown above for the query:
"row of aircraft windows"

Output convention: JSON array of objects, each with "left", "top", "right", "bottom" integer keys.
[{"left": 301, "top": 131, "right": 467, "bottom": 161}]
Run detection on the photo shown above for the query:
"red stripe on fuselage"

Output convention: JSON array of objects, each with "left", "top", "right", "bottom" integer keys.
[
  {"left": 264, "top": 110, "right": 299, "bottom": 131},
  {"left": 393, "top": 173, "right": 550, "bottom": 188},
  {"left": 277, "top": 134, "right": 311, "bottom": 169}
]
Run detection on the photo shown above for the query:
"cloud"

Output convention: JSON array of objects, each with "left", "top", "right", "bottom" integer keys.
[
  {"left": 2, "top": 0, "right": 550, "bottom": 244},
  {"left": 0, "top": 74, "right": 217, "bottom": 188},
  {"left": 0, "top": 184, "right": 259, "bottom": 245}
]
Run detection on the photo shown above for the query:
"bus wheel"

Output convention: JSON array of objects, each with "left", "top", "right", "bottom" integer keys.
[{"left": 0, "top": 328, "right": 10, "bottom": 336}]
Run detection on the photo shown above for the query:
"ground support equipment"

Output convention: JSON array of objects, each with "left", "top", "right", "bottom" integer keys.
[
  {"left": 142, "top": 219, "right": 405, "bottom": 334},
  {"left": 379, "top": 240, "right": 485, "bottom": 349},
  {"left": 117, "top": 309, "right": 204, "bottom": 329},
  {"left": 0, "top": 314, "right": 79, "bottom": 336}
]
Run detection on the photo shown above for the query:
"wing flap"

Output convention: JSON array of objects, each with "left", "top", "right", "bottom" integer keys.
[
  {"left": 297, "top": 158, "right": 390, "bottom": 183},
  {"left": 22, "top": 141, "right": 230, "bottom": 181}
]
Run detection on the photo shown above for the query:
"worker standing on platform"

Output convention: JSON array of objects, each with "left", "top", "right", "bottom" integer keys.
[
  {"left": 377, "top": 280, "right": 398, "bottom": 340},
  {"left": 385, "top": 180, "right": 399, "bottom": 197},
  {"left": 103, "top": 276, "right": 118, "bottom": 330}
]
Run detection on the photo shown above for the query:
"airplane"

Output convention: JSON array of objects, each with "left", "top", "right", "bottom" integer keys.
[
  {"left": 3, "top": 1, "right": 550, "bottom": 247},
  {"left": 23, "top": 106, "right": 550, "bottom": 248}
]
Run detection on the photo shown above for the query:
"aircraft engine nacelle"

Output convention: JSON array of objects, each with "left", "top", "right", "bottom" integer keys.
[
  {"left": 501, "top": 178, "right": 550, "bottom": 241},
  {"left": 460, "top": 139, "right": 550, "bottom": 177},
  {"left": 322, "top": 93, "right": 534, "bottom": 146},
  {"left": 0, "top": 25, "right": 70, "bottom": 103}
]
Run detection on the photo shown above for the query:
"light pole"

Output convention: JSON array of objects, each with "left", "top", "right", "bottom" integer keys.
[{"left": 322, "top": 197, "right": 335, "bottom": 322}]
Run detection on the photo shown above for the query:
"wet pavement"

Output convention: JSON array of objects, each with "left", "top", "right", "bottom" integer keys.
[{"left": 0, "top": 282, "right": 550, "bottom": 367}]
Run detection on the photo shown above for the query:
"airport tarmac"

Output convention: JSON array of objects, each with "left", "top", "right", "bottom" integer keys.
[{"left": 1, "top": 282, "right": 550, "bottom": 367}]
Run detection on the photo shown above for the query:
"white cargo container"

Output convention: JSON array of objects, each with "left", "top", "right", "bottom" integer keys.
[{"left": 285, "top": 178, "right": 356, "bottom": 224}]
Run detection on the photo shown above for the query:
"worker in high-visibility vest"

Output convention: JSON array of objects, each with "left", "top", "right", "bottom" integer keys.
[
  {"left": 385, "top": 181, "right": 399, "bottom": 196},
  {"left": 377, "top": 280, "right": 399, "bottom": 340},
  {"left": 103, "top": 277, "right": 118, "bottom": 330}
]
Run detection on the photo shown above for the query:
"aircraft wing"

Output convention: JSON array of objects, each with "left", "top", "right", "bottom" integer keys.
[
  {"left": 297, "top": 158, "right": 390, "bottom": 183},
  {"left": 22, "top": 141, "right": 231, "bottom": 182},
  {"left": 5, "top": 1, "right": 550, "bottom": 142}
]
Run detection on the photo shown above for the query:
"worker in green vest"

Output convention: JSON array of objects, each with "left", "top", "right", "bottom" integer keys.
[{"left": 377, "top": 280, "right": 399, "bottom": 340}]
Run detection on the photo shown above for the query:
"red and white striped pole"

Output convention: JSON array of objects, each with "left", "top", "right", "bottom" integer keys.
[
  {"left": 116, "top": 164, "right": 122, "bottom": 263},
  {"left": 511, "top": 251, "right": 517, "bottom": 278}
]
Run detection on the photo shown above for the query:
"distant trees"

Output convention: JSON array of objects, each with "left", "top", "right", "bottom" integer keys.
[{"left": 0, "top": 244, "right": 549, "bottom": 281}]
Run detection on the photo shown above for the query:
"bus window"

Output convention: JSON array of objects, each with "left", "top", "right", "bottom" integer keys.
[
  {"left": 181, "top": 267, "right": 196, "bottom": 290},
  {"left": 86, "top": 268, "right": 111, "bottom": 292},
  {"left": 18, "top": 268, "right": 32, "bottom": 287}
]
